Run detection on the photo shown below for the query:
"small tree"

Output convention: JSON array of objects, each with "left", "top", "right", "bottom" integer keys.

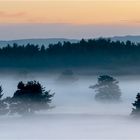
[
  {"left": 10, "top": 81, "right": 54, "bottom": 115},
  {"left": 90, "top": 75, "right": 121, "bottom": 102},
  {"left": 0, "top": 86, "right": 8, "bottom": 115},
  {"left": 131, "top": 93, "right": 140, "bottom": 116}
]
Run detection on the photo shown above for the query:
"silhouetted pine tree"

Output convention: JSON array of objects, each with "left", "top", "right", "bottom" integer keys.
[
  {"left": 10, "top": 81, "right": 54, "bottom": 115},
  {"left": 90, "top": 75, "right": 121, "bottom": 102},
  {"left": 131, "top": 93, "right": 140, "bottom": 116}
]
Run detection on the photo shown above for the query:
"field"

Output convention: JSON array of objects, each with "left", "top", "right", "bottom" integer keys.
[{"left": 0, "top": 73, "right": 139, "bottom": 140}]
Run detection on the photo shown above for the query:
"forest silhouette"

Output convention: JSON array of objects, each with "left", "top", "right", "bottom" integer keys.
[{"left": 0, "top": 38, "right": 140, "bottom": 73}]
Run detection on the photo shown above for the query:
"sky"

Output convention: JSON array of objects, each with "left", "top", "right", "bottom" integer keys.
[{"left": 0, "top": 0, "right": 140, "bottom": 40}]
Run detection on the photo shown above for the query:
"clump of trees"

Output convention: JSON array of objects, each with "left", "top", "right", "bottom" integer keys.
[
  {"left": 57, "top": 69, "right": 78, "bottom": 83},
  {"left": 0, "top": 81, "right": 54, "bottom": 116},
  {"left": 90, "top": 75, "right": 122, "bottom": 102},
  {"left": 131, "top": 93, "right": 140, "bottom": 116}
]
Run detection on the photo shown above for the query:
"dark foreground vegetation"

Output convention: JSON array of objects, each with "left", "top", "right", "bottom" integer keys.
[
  {"left": 0, "top": 38, "right": 140, "bottom": 74},
  {"left": 0, "top": 81, "right": 54, "bottom": 116},
  {"left": 131, "top": 93, "right": 140, "bottom": 116}
]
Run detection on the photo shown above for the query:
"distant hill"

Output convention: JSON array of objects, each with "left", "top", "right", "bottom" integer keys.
[
  {"left": 1, "top": 36, "right": 140, "bottom": 48},
  {"left": 0, "top": 38, "right": 78, "bottom": 48},
  {"left": 111, "top": 35, "right": 140, "bottom": 43}
]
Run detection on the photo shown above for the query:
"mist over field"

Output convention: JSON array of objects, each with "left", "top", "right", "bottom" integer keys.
[
  {"left": 1, "top": 0, "right": 140, "bottom": 139},
  {"left": 0, "top": 72, "right": 140, "bottom": 140}
]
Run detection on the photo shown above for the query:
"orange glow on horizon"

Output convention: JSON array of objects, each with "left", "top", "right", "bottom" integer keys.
[{"left": 0, "top": 1, "right": 140, "bottom": 25}]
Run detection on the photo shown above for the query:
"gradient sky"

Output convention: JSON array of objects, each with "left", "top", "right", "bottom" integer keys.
[{"left": 0, "top": 0, "right": 140, "bottom": 40}]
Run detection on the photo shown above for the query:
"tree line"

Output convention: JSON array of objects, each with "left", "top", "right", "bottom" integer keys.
[{"left": 0, "top": 38, "right": 140, "bottom": 71}]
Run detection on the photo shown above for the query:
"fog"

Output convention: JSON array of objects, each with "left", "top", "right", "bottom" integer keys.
[{"left": 0, "top": 73, "right": 140, "bottom": 140}]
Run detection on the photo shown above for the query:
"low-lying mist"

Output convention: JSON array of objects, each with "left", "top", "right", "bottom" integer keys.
[{"left": 0, "top": 72, "right": 140, "bottom": 140}]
